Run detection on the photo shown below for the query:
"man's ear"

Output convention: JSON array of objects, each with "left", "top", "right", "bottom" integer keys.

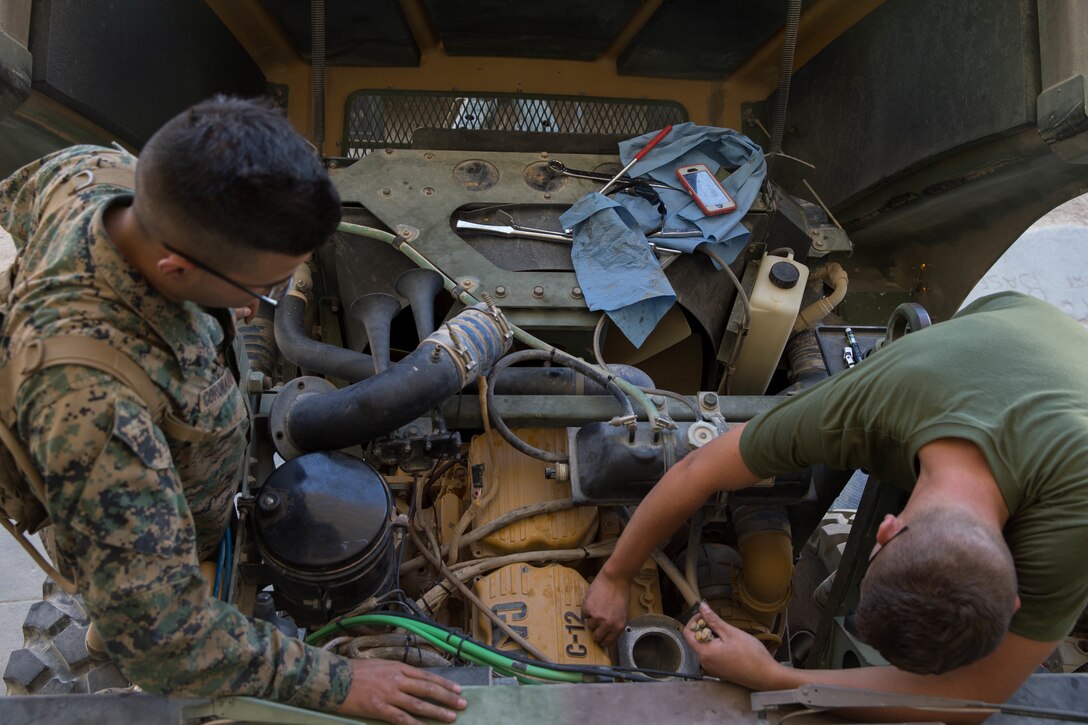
[
  {"left": 157, "top": 253, "right": 194, "bottom": 278},
  {"left": 875, "top": 513, "right": 906, "bottom": 546}
]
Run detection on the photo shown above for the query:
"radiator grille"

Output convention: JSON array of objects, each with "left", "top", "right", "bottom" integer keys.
[{"left": 344, "top": 91, "right": 686, "bottom": 157}]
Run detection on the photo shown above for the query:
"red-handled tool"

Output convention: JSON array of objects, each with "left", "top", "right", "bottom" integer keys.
[{"left": 598, "top": 124, "right": 672, "bottom": 195}]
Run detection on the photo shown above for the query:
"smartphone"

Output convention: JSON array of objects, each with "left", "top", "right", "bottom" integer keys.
[{"left": 675, "top": 163, "right": 736, "bottom": 215}]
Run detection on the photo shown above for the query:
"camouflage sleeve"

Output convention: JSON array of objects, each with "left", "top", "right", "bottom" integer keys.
[
  {"left": 18, "top": 367, "right": 353, "bottom": 712},
  {"left": 0, "top": 154, "right": 50, "bottom": 246},
  {"left": 0, "top": 146, "right": 113, "bottom": 246}
]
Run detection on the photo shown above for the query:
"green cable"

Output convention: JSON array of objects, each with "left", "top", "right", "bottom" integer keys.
[
  {"left": 336, "top": 222, "right": 666, "bottom": 428},
  {"left": 306, "top": 613, "right": 583, "bottom": 684}
]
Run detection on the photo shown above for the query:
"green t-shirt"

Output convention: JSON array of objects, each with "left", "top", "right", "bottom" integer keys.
[{"left": 740, "top": 292, "right": 1088, "bottom": 642}]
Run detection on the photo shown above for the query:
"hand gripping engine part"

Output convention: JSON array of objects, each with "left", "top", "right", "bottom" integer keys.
[
  {"left": 471, "top": 563, "right": 610, "bottom": 665},
  {"left": 270, "top": 304, "right": 512, "bottom": 459},
  {"left": 616, "top": 614, "right": 701, "bottom": 679},
  {"left": 253, "top": 451, "right": 396, "bottom": 627}
]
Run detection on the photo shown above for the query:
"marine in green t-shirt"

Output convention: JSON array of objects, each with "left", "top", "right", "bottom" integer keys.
[
  {"left": 740, "top": 291, "right": 1088, "bottom": 645},
  {"left": 583, "top": 291, "right": 1083, "bottom": 710}
]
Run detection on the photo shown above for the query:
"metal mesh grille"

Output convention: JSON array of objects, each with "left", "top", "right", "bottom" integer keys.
[{"left": 344, "top": 91, "right": 686, "bottom": 157}]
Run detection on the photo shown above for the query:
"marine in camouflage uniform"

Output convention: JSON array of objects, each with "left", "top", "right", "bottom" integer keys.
[{"left": 0, "top": 146, "right": 351, "bottom": 710}]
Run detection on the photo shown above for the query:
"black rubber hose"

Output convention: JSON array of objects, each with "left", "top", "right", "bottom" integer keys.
[
  {"left": 283, "top": 307, "right": 509, "bottom": 453},
  {"left": 485, "top": 350, "right": 636, "bottom": 463},
  {"left": 287, "top": 343, "right": 459, "bottom": 451},
  {"left": 274, "top": 294, "right": 377, "bottom": 382}
]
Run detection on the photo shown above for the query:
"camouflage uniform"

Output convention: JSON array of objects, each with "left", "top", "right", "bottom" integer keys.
[{"left": 0, "top": 146, "right": 351, "bottom": 710}]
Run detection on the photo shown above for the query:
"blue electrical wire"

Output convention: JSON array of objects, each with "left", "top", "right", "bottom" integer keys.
[
  {"left": 222, "top": 525, "right": 233, "bottom": 595},
  {"left": 213, "top": 533, "right": 226, "bottom": 599}
]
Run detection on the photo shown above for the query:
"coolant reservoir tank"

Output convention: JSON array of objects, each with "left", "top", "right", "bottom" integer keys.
[{"left": 730, "top": 252, "right": 809, "bottom": 395}]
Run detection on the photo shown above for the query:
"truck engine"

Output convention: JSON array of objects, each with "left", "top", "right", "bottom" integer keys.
[{"left": 228, "top": 144, "right": 870, "bottom": 682}]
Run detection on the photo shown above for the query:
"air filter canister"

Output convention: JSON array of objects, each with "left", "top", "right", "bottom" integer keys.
[{"left": 254, "top": 451, "right": 395, "bottom": 627}]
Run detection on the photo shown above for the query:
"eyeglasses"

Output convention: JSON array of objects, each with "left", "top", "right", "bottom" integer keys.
[{"left": 162, "top": 242, "right": 293, "bottom": 307}]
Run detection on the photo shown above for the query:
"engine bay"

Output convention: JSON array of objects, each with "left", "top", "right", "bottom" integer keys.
[{"left": 218, "top": 143, "right": 887, "bottom": 683}]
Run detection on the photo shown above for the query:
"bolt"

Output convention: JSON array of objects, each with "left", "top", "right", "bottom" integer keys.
[
  {"left": 258, "top": 492, "right": 280, "bottom": 513},
  {"left": 431, "top": 346, "right": 442, "bottom": 362},
  {"left": 532, "top": 286, "right": 545, "bottom": 298},
  {"left": 540, "top": 151, "right": 549, "bottom": 159},
  {"left": 651, "top": 395, "right": 666, "bottom": 409},
  {"left": 423, "top": 187, "right": 435, "bottom": 196},
  {"left": 424, "top": 152, "right": 435, "bottom": 160},
  {"left": 571, "top": 287, "right": 583, "bottom": 299},
  {"left": 462, "top": 279, "right": 475, "bottom": 290},
  {"left": 495, "top": 285, "right": 507, "bottom": 298},
  {"left": 703, "top": 393, "right": 718, "bottom": 408},
  {"left": 381, "top": 188, "right": 391, "bottom": 196}
]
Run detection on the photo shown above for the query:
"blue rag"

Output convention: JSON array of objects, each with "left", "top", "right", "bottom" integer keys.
[
  {"left": 559, "top": 194, "right": 676, "bottom": 349},
  {"left": 616, "top": 122, "right": 766, "bottom": 265},
  {"left": 563, "top": 123, "right": 766, "bottom": 348}
]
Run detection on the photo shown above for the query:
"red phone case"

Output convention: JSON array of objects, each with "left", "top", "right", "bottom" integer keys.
[{"left": 676, "top": 165, "right": 736, "bottom": 215}]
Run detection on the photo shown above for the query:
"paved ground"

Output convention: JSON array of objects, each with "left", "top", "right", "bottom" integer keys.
[{"left": 1, "top": 194, "right": 1087, "bottom": 688}]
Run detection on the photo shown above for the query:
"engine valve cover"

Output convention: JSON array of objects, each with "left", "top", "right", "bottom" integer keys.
[{"left": 472, "top": 563, "right": 609, "bottom": 666}]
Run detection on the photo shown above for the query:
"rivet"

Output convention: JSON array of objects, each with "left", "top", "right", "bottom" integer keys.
[
  {"left": 381, "top": 188, "right": 392, "bottom": 196},
  {"left": 495, "top": 285, "right": 507, "bottom": 298},
  {"left": 424, "top": 152, "right": 435, "bottom": 160},
  {"left": 423, "top": 187, "right": 435, "bottom": 196}
]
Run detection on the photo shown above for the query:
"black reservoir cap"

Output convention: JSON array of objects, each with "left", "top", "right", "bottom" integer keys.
[{"left": 769, "top": 261, "right": 800, "bottom": 289}]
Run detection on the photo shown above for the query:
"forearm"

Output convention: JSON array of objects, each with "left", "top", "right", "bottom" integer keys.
[
  {"left": 602, "top": 424, "right": 759, "bottom": 581},
  {"left": 736, "top": 633, "right": 1047, "bottom": 725},
  {"left": 79, "top": 554, "right": 352, "bottom": 711},
  {"left": 753, "top": 664, "right": 1000, "bottom": 724}
]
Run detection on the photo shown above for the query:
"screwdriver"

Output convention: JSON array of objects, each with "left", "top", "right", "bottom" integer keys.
[{"left": 599, "top": 125, "right": 673, "bottom": 195}]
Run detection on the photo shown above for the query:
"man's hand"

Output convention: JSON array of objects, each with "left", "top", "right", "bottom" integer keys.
[
  {"left": 336, "top": 659, "right": 467, "bottom": 725},
  {"left": 683, "top": 602, "right": 784, "bottom": 690},
  {"left": 583, "top": 570, "right": 631, "bottom": 647}
]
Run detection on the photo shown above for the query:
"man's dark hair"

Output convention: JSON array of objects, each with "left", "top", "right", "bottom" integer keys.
[
  {"left": 855, "top": 508, "right": 1017, "bottom": 675},
  {"left": 137, "top": 95, "right": 340, "bottom": 256}
]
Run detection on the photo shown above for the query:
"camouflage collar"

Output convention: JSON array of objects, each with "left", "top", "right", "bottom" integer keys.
[{"left": 90, "top": 199, "right": 224, "bottom": 377}]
